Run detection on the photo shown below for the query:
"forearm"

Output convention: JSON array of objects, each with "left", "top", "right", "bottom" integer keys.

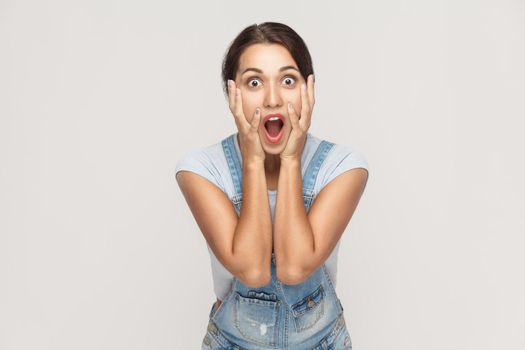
[
  {"left": 232, "top": 160, "right": 273, "bottom": 286},
  {"left": 274, "top": 158, "right": 315, "bottom": 283}
]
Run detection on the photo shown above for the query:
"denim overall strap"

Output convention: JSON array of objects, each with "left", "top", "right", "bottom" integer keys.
[
  {"left": 221, "top": 133, "right": 243, "bottom": 212},
  {"left": 302, "top": 140, "right": 335, "bottom": 211}
]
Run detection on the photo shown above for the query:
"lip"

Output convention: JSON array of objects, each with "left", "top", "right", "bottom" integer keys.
[{"left": 263, "top": 113, "right": 285, "bottom": 125}]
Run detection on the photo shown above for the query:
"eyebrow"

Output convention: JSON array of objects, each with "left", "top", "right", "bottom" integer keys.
[{"left": 241, "top": 65, "right": 300, "bottom": 76}]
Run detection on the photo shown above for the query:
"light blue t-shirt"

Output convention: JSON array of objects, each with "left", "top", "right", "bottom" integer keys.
[{"left": 175, "top": 132, "right": 369, "bottom": 300}]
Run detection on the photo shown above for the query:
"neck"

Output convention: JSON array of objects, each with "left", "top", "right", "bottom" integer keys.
[{"left": 264, "top": 153, "right": 281, "bottom": 175}]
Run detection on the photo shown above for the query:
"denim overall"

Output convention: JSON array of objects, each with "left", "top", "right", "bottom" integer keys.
[{"left": 202, "top": 133, "right": 353, "bottom": 350}]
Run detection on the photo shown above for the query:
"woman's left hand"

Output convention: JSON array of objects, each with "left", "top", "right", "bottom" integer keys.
[{"left": 281, "top": 74, "right": 315, "bottom": 161}]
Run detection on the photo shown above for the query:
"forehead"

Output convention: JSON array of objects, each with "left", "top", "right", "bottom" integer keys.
[{"left": 238, "top": 43, "right": 297, "bottom": 74}]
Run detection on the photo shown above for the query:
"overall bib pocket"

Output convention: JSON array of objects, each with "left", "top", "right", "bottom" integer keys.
[
  {"left": 291, "top": 284, "right": 325, "bottom": 332},
  {"left": 234, "top": 291, "right": 281, "bottom": 348}
]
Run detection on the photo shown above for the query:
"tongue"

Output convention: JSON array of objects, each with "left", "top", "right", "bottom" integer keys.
[{"left": 266, "top": 120, "right": 282, "bottom": 137}]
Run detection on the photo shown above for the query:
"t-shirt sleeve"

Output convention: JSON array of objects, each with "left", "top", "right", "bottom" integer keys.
[
  {"left": 174, "top": 148, "right": 225, "bottom": 192},
  {"left": 319, "top": 144, "right": 370, "bottom": 189}
]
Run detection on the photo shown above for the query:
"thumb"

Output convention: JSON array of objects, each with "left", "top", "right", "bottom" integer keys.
[{"left": 251, "top": 108, "right": 261, "bottom": 130}]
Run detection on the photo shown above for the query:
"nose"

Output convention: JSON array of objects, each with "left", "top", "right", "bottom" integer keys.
[{"left": 263, "top": 83, "right": 283, "bottom": 109}]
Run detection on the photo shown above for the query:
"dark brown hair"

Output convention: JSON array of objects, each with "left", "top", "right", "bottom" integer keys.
[{"left": 221, "top": 22, "right": 314, "bottom": 99}]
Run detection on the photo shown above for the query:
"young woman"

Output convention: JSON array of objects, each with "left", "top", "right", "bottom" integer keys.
[{"left": 176, "top": 22, "right": 368, "bottom": 350}]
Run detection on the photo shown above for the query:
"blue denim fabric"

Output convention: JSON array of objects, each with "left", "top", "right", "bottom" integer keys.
[{"left": 201, "top": 133, "right": 352, "bottom": 349}]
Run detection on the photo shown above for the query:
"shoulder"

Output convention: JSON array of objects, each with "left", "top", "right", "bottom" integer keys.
[
  {"left": 174, "top": 139, "right": 227, "bottom": 192},
  {"left": 309, "top": 134, "right": 370, "bottom": 191}
]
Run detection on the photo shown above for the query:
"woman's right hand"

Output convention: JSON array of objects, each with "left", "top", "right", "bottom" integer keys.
[{"left": 227, "top": 79, "right": 266, "bottom": 164}]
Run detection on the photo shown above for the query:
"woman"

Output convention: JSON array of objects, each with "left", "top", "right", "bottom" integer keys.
[{"left": 176, "top": 22, "right": 368, "bottom": 349}]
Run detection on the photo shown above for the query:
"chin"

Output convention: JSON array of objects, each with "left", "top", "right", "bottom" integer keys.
[{"left": 262, "top": 145, "right": 284, "bottom": 155}]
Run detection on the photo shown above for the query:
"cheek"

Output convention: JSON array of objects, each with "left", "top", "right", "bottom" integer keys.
[
  {"left": 282, "top": 91, "right": 301, "bottom": 114},
  {"left": 295, "top": 101, "right": 302, "bottom": 116},
  {"left": 292, "top": 91, "right": 302, "bottom": 109},
  {"left": 241, "top": 93, "right": 261, "bottom": 118}
]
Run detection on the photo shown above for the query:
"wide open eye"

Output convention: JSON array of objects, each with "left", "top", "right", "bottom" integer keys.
[
  {"left": 283, "top": 76, "right": 296, "bottom": 87},
  {"left": 247, "top": 78, "right": 261, "bottom": 88}
]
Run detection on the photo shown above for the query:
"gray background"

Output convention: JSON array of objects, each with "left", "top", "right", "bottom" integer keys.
[{"left": 1, "top": 0, "right": 524, "bottom": 349}]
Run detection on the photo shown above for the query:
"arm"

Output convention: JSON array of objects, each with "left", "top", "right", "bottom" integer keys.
[
  {"left": 176, "top": 159, "right": 272, "bottom": 288},
  {"left": 273, "top": 157, "right": 368, "bottom": 285},
  {"left": 233, "top": 159, "right": 273, "bottom": 286}
]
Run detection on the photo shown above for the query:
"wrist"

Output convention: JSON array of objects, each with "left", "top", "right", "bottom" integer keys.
[
  {"left": 279, "top": 156, "right": 301, "bottom": 168},
  {"left": 243, "top": 159, "right": 265, "bottom": 171}
]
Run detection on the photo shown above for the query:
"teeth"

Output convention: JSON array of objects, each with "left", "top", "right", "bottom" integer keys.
[{"left": 268, "top": 117, "right": 280, "bottom": 121}]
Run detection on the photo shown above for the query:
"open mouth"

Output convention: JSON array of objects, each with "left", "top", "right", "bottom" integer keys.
[{"left": 263, "top": 113, "right": 284, "bottom": 137}]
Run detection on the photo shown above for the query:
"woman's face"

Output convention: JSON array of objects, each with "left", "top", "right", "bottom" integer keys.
[{"left": 234, "top": 43, "right": 306, "bottom": 154}]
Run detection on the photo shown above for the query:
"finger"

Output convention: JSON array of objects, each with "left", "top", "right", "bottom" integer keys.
[
  {"left": 235, "top": 87, "right": 251, "bottom": 130},
  {"left": 307, "top": 74, "right": 315, "bottom": 108},
  {"left": 227, "top": 79, "right": 235, "bottom": 109},
  {"left": 250, "top": 107, "right": 261, "bottom": 131},
  {"left": 287, "top": 101, "right": 300, "bottom": 129},
  {"left": 227, "top": 80, "right": 242, "bottom": 130},
  {"left": 304, "top": 74, "right": 315, "bottom": 128},
  {"left": 299, "top": 82, "right": 310, "bottom": 128}
]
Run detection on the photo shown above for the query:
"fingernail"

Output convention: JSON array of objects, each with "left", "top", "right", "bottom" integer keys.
[
  {"left": 288, "top": 102, "right": 292, "bottom": 109},
  {"left": 301, "top": 83, "right": 306, "bottom": 90},
  {"left": 256, "top": 108, "right": 260, "bottom": 114},
  {"left": 236, "top": 88, "right": 240, "bottom": 96}
]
